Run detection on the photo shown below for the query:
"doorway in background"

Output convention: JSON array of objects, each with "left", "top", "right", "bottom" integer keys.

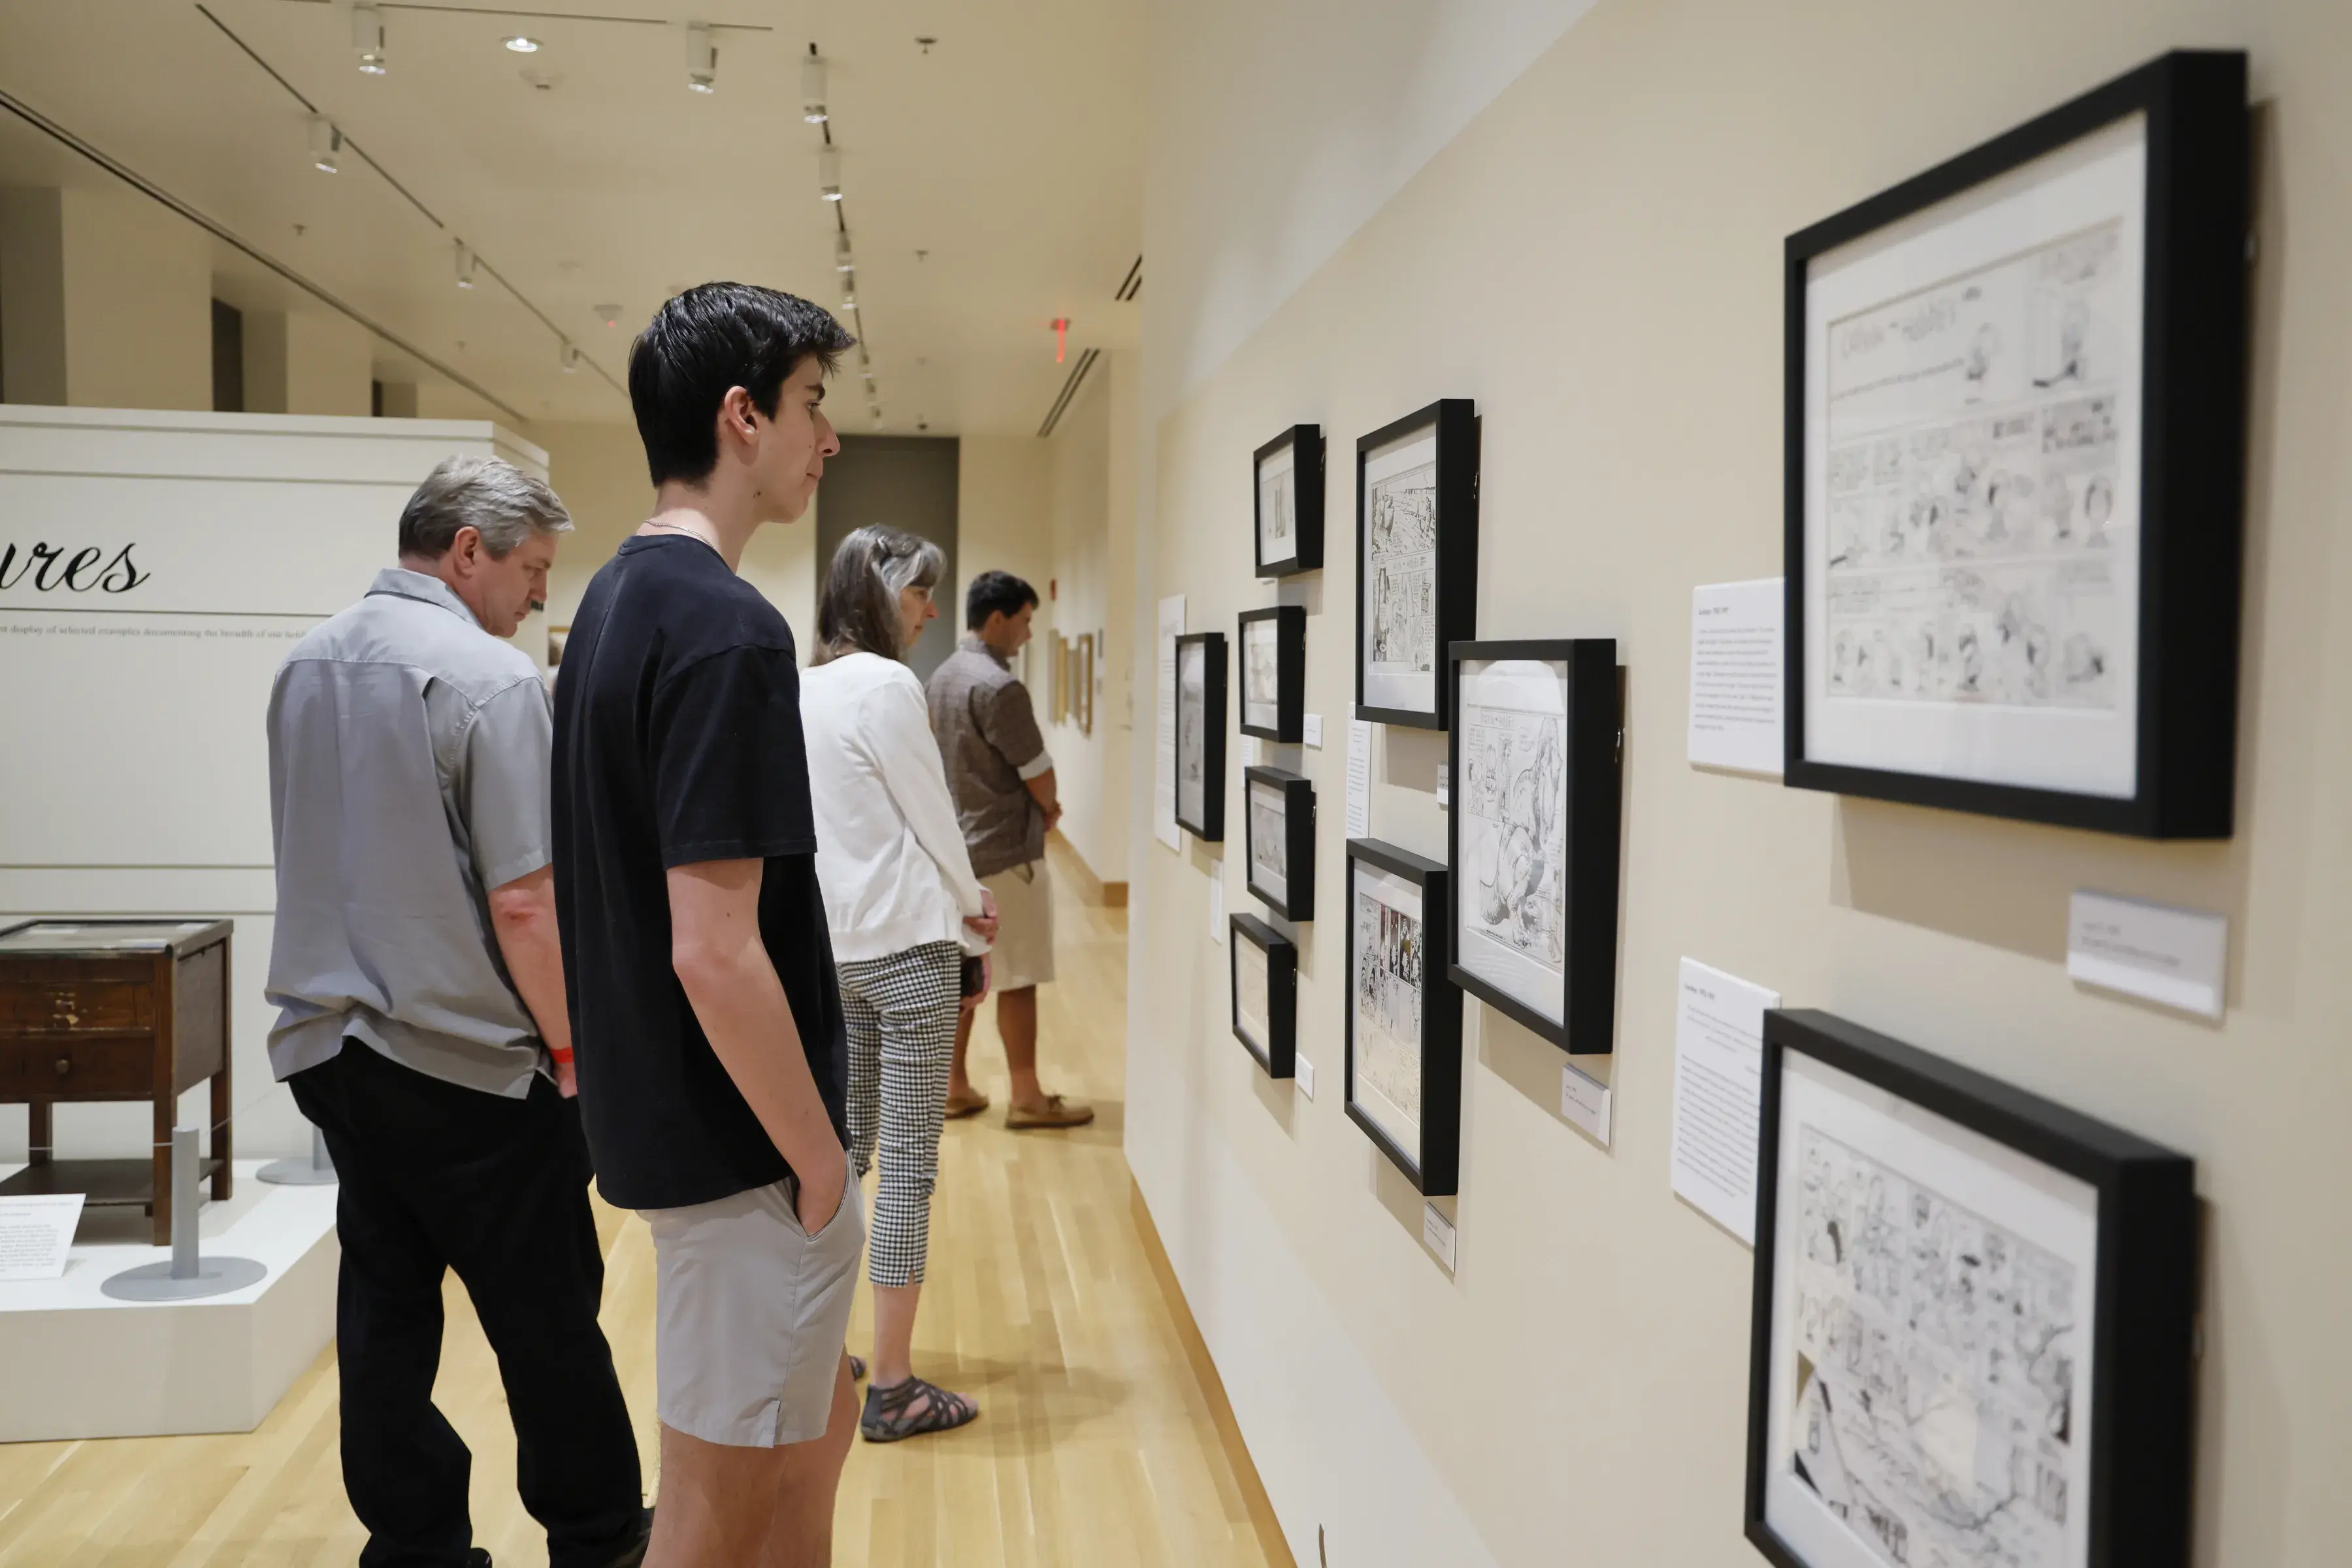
[{"left": 817, "top": 434, "right": 961, "bottom": 685}]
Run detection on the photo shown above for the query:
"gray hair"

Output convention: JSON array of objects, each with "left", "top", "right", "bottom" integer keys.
[
  {"left": 816, "top": 525, "right": 945, "bottom": 664},
  {"left": 397, "top": 455, "right": 573, "bottom": 560}
]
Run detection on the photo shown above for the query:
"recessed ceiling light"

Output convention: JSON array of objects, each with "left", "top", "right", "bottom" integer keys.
[
  {"left": 685, "top": 23, "right": 716, "bottom": 92},
  {"left": 503, "top": 35, "right": 540, "bottom": 54}
]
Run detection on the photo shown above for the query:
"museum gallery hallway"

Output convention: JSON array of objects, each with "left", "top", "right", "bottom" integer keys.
[{"left": 0, "top": 843, "right": 1286, "bottom": 1568}]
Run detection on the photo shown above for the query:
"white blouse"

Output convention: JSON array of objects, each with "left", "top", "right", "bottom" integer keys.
[{"left": 800, "top": 651, "right": 990, "bottom": 963}]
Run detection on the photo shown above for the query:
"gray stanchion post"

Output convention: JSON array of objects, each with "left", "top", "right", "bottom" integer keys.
[
  {"left": 259, "top": 1122, "right": 338, "bottom": 1186},
  {"left": 169, "top": 1126, "right": 201, "bottom": 1279},
  {"left": 102, "top": 1124, "right": 269, "bottom": 1302}
]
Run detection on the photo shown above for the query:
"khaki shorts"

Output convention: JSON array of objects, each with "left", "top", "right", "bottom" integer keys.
[
  {"left": 644, "top": 1175, "right": 865, "bottom": 1447},
  {"left": 981, "top": 859, "right": 1054, "bottom": 990}
]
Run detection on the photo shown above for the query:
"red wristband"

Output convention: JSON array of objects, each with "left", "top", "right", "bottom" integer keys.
[{"left": 547, "top": 1046, "right": 574, "bottom": 1064}]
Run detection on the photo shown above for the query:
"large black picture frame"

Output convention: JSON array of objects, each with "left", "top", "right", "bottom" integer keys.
[
  {"left": 1173, "top": 632, "right": 1226, "bottom": 841},
  {"left": 1355, "top": 399, "right": 1479, "bottom": 730},
  {"left": 1254, "top": 425, "right": 1325, "bottom": 578},
  {"left": 1343, "top": 838, "right": 1462, "bottom": 1196},
  {"left": 1444, "top": 639, "right": 1622, "bottom": 1054},
  {"left": 1783, "top": 50, "right": 2247, "bottom": 838},
  {"left": 1228, "top": 912, "right": 1297, "bottom": 1079},
  {"left": 1746, "top": 1009, "right": 2197, "bottom": 1568},
  {"left": 1237, "top": 605, "right": 1307, "bottom": 743},
  {"left": 1242, "top": 764, "right": 1315, "bottom": 922}
]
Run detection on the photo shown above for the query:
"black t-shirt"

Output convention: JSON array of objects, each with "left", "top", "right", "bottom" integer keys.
[{"left": 551, "top": 532, "right": 847, "bottom": 1211}]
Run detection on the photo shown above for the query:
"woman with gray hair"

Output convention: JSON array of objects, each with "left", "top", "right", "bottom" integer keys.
[{"left": 802, "top": 523, "right": 994, "bottom": 1441}]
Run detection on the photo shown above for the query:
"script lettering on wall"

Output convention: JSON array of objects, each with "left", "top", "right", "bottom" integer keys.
[{"left": 0, "top": 541, "right": 152, "bottom": 595}]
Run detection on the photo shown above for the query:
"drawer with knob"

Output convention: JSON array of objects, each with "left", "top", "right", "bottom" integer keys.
[{"left": 0, "top": 1036, "right": 155, "bottom": 1097}]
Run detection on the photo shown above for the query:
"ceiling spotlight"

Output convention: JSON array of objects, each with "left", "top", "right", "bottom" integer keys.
[
  {"left": 870, "top": 404, "right": 883, "bottom": 423},
  {"left": 685, "top": 22, "right": 716, "bottom": 93},
  {"left": 593, "top": 302, "right": 621, "bottom": 328},
  {"left": 818, "top": 145, "right": 841, "bottom": 201},
  {"left": 454, "top": 240, "right": 477, "bottom": 289},
  {"left": 503, "top": 35, "right": 540, "bottom": 54},
  {"left": 802, "top": 49, "right": 828, "bottom": 123},
  {"left": 561, "top": 343, "right": 582, "bottom": 374},
  {"left": 834, "top": 232, "right": 853, "bottom": 272},
  {"left": 309, "top": 116, "right": 342, "bottom": 174},
  {"left": 354, "top": 3, "right": 387, "bottom": 74}
]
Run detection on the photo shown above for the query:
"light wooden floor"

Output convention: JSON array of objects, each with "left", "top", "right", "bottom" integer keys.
[{"left": 0, "top": 843, "right": 1288, "bottom": 1568}]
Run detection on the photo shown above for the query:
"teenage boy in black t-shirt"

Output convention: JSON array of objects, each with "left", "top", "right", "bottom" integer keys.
[{"left": 551, "top": 283, "right": 861, "bottom": 1565}]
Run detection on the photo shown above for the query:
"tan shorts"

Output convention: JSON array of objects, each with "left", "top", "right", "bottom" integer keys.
[
  {"left": 644, "top": 1175, "right": 865, "bottom": 1447},
  {"left": 981, "top": 859, "right": 1054, "bottom": 990}
]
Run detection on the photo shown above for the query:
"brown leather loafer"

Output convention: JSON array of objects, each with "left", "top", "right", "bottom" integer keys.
[{"left": 1005, "top": 1094, "right": 1095, "bottom": 1130}]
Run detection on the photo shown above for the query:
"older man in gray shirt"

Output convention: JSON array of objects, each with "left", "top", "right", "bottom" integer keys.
[{"left": 265, "top": 457, "right": 648, "bottom": 1568}]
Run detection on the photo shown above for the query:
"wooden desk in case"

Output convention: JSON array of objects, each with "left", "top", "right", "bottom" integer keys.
[{"left": 0, "top": 919, "right": 233, "bottom": 1244}]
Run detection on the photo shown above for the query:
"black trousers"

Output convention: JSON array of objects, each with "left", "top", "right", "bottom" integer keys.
[{"left": 290, "top": 1041, "right": 645, "bottom": 1568}]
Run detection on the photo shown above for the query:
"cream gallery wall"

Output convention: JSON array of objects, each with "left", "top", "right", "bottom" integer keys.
[
  {"left": 1128, "top": 3, "right": 2352, "bottom": 1567},
  {"left": 0, "top": 408, "right": 549, "bottom": 1165}
]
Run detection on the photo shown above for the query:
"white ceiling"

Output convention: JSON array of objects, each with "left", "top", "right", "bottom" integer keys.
[{"left": 0, "top": 0, "right": 1143, "bottom": 434}]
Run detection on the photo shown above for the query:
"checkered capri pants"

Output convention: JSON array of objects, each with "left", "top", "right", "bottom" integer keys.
[{"left": 836, "top": 939, "right": 963, "bottom": 1288}]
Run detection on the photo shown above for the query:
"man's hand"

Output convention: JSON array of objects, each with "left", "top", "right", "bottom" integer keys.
[
  {"left": 794, "top": 1154, "right": 847, "bottom": 1236},
  {"left": 1024, "top": 766, "right": 1063, "bottom": 835},
  {"left": 553, "top": 1056, "right": 579, "bottom": 1098}
]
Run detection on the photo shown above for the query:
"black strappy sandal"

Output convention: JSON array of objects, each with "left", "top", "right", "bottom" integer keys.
[
  {"left": 849, "top": 1354, "right": 866, "bottom": 1380},
  {"left": 859, "top": 1375, "right": 979, "bottom": 1443}
]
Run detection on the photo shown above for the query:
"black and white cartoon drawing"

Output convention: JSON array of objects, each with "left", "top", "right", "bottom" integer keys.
[{"left": 1786, "top": 1128, "right": 2078, "bottom": 1568}]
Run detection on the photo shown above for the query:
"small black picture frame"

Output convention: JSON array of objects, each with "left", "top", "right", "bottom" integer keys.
[
  {"left": 1228, "top": 912, "right": 1297, "bottom": 1079},
  {"left": 1254, "top": 425, "right": 1324, "bottom": 577},
  {"left": 1746, "top": 1009, "right": 2197, "bottom": 1568},
  {"left": 1237, "top": 606, "right": 1307, "bottom": 743},
  {"left": 1784, "top": 50, "right": 2247, "bottom": 838},
  {"left": 1242, "top": 764, "right": 1315, "bottom": 921},
  {"left": 1355, "top": 399, "right": 1479, "bottom": 730},
  {"left": 1173, "top": 632, "right": 1227, "bottom": 841},
  {"left": 1445, "top": 639, "right": 1622, "bottom": 1054},
  {"left": 1343, "top": 838, "right": 1463, "bottom": 1196}
]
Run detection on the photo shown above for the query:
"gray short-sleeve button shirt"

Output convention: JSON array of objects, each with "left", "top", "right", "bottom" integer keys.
[{"left": 264, "top": 567, "right": 554, "bottom": 1096}]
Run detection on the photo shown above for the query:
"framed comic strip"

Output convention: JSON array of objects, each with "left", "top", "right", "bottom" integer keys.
[
  {"left": 1356, "top": 400, "right": 1479, "bottom": 730},
  {"left": 1173, "top": 632, "right": 1227, "bottom": 841},
  {"left": 1229, "top": 912, "right": 1297, "bottom": 1079},
  {"left": 1344, "top": 838, "right": 1462, "bottom": 1196},
  {"left": 1445, "top": 639, "right": 1622, "bottom": 1054},
  {"left": 1746, "top": 1008, "right": 2197, "bottom": 1568},
  {"left": 1237, "top": 605, "right": 1306, "bottom": 743},
  {"left": 1243, "top": 764, "right": 1315, "bottom": 922},
  {"left": 1255, "top": 425, "right": 1325, "bottom": 577},
  {"left": 1785, "top": 50, "right": 2247, "bottom": 838}
]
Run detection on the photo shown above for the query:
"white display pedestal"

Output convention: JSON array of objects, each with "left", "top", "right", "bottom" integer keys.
[{"left": 0, "top": 1158, "right": 338, "bottom": 1441}]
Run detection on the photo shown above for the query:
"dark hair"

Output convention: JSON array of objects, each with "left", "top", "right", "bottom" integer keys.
[
  {"left": 627, "top": 282, "right": 856, "bottom": 487},
  {"left": 965, "top": 569, "right": 1039, "bottom": 630},
  {"left": 816, "top": 525, "right": 945, "bottom": 664}
]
